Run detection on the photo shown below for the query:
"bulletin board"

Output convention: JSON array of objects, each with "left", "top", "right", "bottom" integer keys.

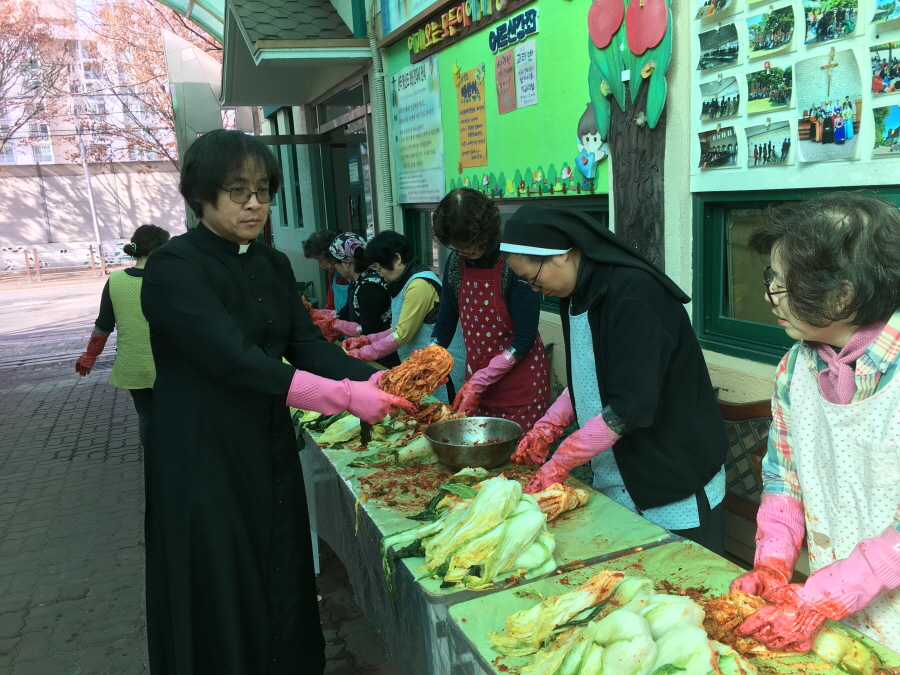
[
  {"left": 690, "top": 0, "right": 900, "bottom": 192},
  {"left": 385, "top": 0, "right": 612, "bottom": 203}
]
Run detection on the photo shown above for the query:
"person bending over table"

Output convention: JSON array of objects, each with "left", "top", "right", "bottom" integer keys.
[{"left": 503, "top": 203, "right": 728, "bottom": 554}]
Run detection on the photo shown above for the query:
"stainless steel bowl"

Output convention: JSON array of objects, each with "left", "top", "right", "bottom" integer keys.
[{"left": 424, "top": 417, "right": 523, "bottom": 470}]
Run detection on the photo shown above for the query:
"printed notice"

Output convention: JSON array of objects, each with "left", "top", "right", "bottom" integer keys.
[
  {"left": 457, "top": 68, "right": 488, "bottom": 169},
  {"left": 495, "top": 51, "right": 517, "bottom": 114},
  {"left": 388, "top": 55, "right": 445, "bottom": 203},
  {"left": 515, "top": 40, "right": 538, "bottom": 108}
]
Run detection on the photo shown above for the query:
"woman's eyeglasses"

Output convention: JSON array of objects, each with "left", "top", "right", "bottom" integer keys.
[
  {"left": 447, "top": 243, "right": 478, "bottom": 256},
  {"left": 763, "top": 265, "right": 788, "bottom": 306}
]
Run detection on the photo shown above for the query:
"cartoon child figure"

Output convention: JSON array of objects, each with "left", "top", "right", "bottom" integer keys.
[{"left": 576, "top": 104, "right": 608, "bottom": 180}]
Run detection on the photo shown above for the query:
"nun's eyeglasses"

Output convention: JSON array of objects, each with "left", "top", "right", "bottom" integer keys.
[
  {"left": 524, "top": 259, "right": 545, "bottom": 291},
  {"left": 763, "top": 266, "right": 788, "bottom": 306}
]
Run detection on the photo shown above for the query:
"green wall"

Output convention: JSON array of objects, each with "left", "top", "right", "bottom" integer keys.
[{"left": 386, "top": 0, "right": 610, "bottom": 200}]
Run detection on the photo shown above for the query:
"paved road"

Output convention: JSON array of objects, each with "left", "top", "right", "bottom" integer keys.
[{"left": 0, "top": 281, "right": 396, "bottom": 675}]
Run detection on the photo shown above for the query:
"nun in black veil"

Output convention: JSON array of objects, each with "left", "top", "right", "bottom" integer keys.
[{"left": 501, "top": 203, "right": 728, "bottom": 553}]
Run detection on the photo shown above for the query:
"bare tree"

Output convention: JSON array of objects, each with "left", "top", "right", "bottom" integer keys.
[{"left": 0, "top": 0, "right": 67, "bottom": 155}]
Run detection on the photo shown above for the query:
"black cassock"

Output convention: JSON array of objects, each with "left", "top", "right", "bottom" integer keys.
[{"left": 141, "top": 224, "right": 373, "bottom": 675}]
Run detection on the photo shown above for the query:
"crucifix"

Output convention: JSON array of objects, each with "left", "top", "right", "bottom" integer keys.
[{"left": 820, "top": 47, "right": 839, "bottom": 97}]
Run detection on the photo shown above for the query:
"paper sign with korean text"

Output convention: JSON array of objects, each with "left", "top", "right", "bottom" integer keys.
[
  {"left": 457, "top": 67, "right": 488, "bottom": 168},
  {"left": 495, "top": 51, "right": 517, "bottom": 114},
  {"left": 516, "top": 40, "right": 538, "bottom": 108}
]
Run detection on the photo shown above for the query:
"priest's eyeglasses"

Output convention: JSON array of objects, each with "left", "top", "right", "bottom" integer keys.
[
  {"left": 221, "top": 187, "right": 272, "bottom": 204},
  {"left": 524, "top": 259, "right": 545, "bottom": 291},
  {"left": 763, "top": 266, "right": 788, "bottom": 306}
]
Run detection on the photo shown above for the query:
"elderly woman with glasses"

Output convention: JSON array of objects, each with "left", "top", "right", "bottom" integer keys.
[
  {"left": 140, "top": 130, "right": 413, "bottom": 675},
  {"left": 428, "top": 188, "right": 551, "bottom": 429},
  {"left": 730, "top": 193, "right": 900, "bottom": 654},
  {"left": 500, "top": 203, "right": 729, "bottom": 554}
]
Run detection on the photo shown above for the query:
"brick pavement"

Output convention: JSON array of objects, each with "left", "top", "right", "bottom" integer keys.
[{"left": 0, "top": 322, "right": 399, "bottom": 674}]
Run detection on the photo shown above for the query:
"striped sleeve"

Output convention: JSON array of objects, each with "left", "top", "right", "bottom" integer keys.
[{"left": 761, "top": 347, "right": 804, "bottom": 502}]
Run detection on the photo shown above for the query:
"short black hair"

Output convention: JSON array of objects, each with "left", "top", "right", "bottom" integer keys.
[
  {"left": 124, "top": 224, "right": 169, "bottom": 258},
  {"left": 302, "top": 230, "right": 338, "bottom": 260},
  {"left": 365, "top": 231, "right": 414, "bottom": 270},
  {"left": 432, "top": 188, "right": 500, "bottom": 254},
  {"left": 179, "top": 130, "right": 282, "bottom": 219},
  {"left": 749, "top": 192, "right": 900, "bottom": 327}
]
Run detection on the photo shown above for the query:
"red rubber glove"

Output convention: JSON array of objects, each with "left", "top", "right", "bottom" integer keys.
[
  {"left": 737, "top": 524, "right": 900, "bottom": 652},
  {"left": 286, "top": 371, "right": 415, "bottom": 424},
  {"left": 310, "top": 309, "right": 336, "bottom": 322},
  {"left": 524, "top": 413, "right": 621, "bottom": 493},
  {"left": 75, "top": 331, "right": 109, "bottom": 376},
  {"left": 345, "top": 328, "right": 391, "bottom": 352},
  {"left": 510, "top": 388, "right": 575, "bottom": 466},
  {"left": 452, "top": 350, "right": 518, "bottom": 415},
  {"left": 332, "top": 320, "right": 361, "bottom": 338},
  {"left": 731, "top": 494, "right": 806, "bottom": 597},
  {"left": 347, "top": 332, "right": 400, "bottom": 362}
]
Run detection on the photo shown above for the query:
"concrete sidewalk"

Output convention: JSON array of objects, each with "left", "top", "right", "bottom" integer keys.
[{"left": 0, "top": 328, "right": 398, "bottom": 674}]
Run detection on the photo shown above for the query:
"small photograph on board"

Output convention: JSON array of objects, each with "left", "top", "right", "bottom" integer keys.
[
  {"left": 873, "top": 104, "right": 900, "bottom": 155},
  {"left": 802, "top": 0, "right": 858, "bottom": 43},
  {"left": 871, "top": 42, "right": 900, "bottom": 94},
  {"left": 700, "top": 76, "right": 740, "bottom": 120},
  {"left": 796, "top": 49, "right": 862, "bottom": 162},
  {"left": 695, "top": 0, "right": 737, "bottom": 20},
  {"left": 747, "top": 121, "right": 792, "bottom": 166},
  {"left": 747, "top": 65, "right": 793, "bottom": 114},
  {"left": 699, "top": 126, "right": 739, "bottom": 168},
  {"left": 747, "top": 6, "right": 795, "bottom": 60},
  {"left": 873, "top": 0, "right": 900, "bottom": 24},
  {"left": 697, "top": 23, "right": 739, "bottom": 70}
]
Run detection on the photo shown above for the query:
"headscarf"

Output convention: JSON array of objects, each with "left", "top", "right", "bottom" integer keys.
[
  {"left": 499, "top": 203, "right": 690, "bottom": 311},
  {"left": 329, "top": 232, "right": 365, "bottom": 264}
]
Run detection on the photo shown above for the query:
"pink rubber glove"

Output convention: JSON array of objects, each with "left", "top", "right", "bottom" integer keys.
[
  {"left": 332, "top": 320, "right": 361, "bottom": 338},
  {"left": 731, "top": 494, "right": 806, "bottom": 597},
  {"left": 737, "top": 524, "right": 900, "bottom": 651},
  {"left": 510, "top": 388, "right": 575, "bottom": 466},
  {"left": 75, "top": 331, "right": 110, "bottom": 376},
  {"left": 524, "top": 413, "right": 621, "bottom": 493},
  {"left": 368, "top": 370, "right": 385, "bottom": 385},
  {"left": 452, "top": 350, "right": 518, "bottom": 415},
  {"left": 346, "top": 332, "right": 400, "bottom": 362},
  {"left": 286, "top": 371, "right": 415, "bottom": 424}
]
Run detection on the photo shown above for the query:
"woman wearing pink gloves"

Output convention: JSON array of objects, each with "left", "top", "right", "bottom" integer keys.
[
  {"left": 730, "top": 193, "right": 900, "bottom": 653},
  {"left": 139, "top": 130, "right": 413, "bottom": 675},
  {"left": 501, "top": 203, "right": 728, "bottom": 554},
  {"left": 429, "top": 188, "right": 551, "bottom": 428}
]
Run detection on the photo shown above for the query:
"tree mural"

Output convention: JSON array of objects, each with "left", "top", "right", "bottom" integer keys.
[{"left": 587, "top": 0, "right": 672, "bottom": 265}]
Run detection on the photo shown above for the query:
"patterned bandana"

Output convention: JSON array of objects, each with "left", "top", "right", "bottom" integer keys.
[{"left": 329, "top": 232, "right": 366, "bottom": 263}]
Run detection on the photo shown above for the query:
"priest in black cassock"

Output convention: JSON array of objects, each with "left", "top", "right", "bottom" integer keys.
[{"left": 140, "top": 129, "right": 413, "bottom": 675}]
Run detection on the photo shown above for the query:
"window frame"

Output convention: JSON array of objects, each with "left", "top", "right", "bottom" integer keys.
[{"left": 693, "top": 187, "right": 900, "bottom": 365}]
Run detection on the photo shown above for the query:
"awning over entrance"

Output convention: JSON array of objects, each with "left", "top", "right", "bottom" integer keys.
[{"left": 157, "top": 0, "right": 372, "bottom": 107}]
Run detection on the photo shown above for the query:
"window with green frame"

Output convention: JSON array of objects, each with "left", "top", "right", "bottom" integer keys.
[
  {"left": 402, "top": 196, "right": 609, "bottom": 314},
  {"left": 694, "top": 187, "right": 900, "bottom": 365}
]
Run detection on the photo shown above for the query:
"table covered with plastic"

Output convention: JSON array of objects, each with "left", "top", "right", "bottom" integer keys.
[{"left": 298, "top": 431, "right": 676, "bottom": 675}]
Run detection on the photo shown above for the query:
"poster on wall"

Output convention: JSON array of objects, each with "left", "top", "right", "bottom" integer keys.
[
  {"left": 795, "top": 49, "right": 861, "bottom": 162},
  {"left": 515, "top": 40, "right": 538, "bottom": 108},
  {"left": 389, "top": 55, "right": 446, "bottom": 203},
  {"left": 873, "top": 104, "right": 900, "bottom": 155},
  {"left": 380, "top": 0, "right": 434, "bottom": 37},
  {"left": 871, "top": 43, "right": 900, "bottom": 94},
  {"left": 802, "top": 0, "right": 858, "bottom": 43},
  {"left": 746, "top": 121, "right": 792, "bottom": 166},
  {"left": 746, "top": 65, "right": 793, "bottom": 115},
  {"left": 746, "top": 6, "right": 794, "bottom": 61},
  {"left": 495, "top": 50, "right": 517, "bottom": 114},
  {"left": 700, "top": 76, "right": 740, "bottom": 120},
  {"left": 699, "top": 126, "right": 739, "bottom": 168},
  {"left": 872, "top": 0, "right": 900, "bottom": 24},
  {"left": 457, "top": 64, "right": 488, "bottom": 168},
  {"left": 697, "top": 23, "right": 739, "bottom": 70},
  {"left": 695, "top": 0, "right": 737, "bottom": 21}
]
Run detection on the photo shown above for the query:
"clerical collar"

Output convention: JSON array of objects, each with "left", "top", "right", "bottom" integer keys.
[{"left": 238, "top": 244, "right": 250, "bottom": 254}]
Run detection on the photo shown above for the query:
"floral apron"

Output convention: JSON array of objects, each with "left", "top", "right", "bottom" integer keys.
[
  {"left": 789, "top": 349, "right": 900, "bottom": 650},
  {"left": 457, "top": 257, "right": 550, "bottom": 430}
]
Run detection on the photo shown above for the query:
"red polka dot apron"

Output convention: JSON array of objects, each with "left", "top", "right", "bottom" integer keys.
[
  {"left": 457, "top": 257, "right": 551, "bottom": 430},
  {"left": 789, "top": 347, "right": 900, "bottom": 650}
]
